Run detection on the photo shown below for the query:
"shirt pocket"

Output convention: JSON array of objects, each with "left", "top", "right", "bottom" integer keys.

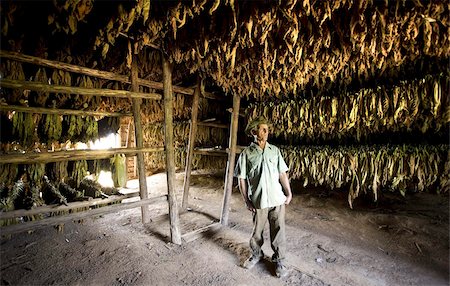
[{"left": 268, "top": 157, "right": 277, "bottom": 170}]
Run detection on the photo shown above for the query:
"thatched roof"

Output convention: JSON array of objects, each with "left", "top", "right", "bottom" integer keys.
[{"left": 1, "top": 0, "right": 449, "bottom": 100}]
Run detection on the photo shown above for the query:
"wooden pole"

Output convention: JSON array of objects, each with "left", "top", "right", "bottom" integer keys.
[
  {"left": 193, "top": 149, "right": 227, "bottom": 156},
  {"left": 197, "top": 122, "right": 228, "bottom": 129},
  {"left": 162, "top": 55, "right": 182, "bottom": 245},
  {"left": 0, "top": 78, "right": 161, "bottom": 100},
  {"left": 220, "top": 94, "right": 240, "bottom": 226},
  {"left": 182, "top": 76, "right": 201, "bottom": 209},
  {"left": 131, "top": 55, "right": 151, "bottom": 224},
  {"left": 0, "top": 105, "right": 131, "bottom": 117},
  {"left": 0, "top": 50, "right": 220, "bottom": 99},
  {"left": 0, "top": 147, "right": 164, "bottom": 164},
  {"left": 0, "top": 195, "right": 168, "bottom": 236}
]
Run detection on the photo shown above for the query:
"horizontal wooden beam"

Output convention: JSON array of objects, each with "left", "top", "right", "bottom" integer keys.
[
  {"left": 0, "top": 105, "right": 132, "bottom": 117},
  {"left": 0, "top": 147, "right": 165, "bottom": 164},
  {"left": 0, "top": 193, "right": 140, "bottom": 220},
  {"left": 0, "top": 50, "right": 222, "bottom": 100},
  {"left": 0, "top": 78, "right": 162, "bottom": 100},
  {"left": 0, "top": 195, "right": 168, "bottom": 236},
  {"left": 192, "top": 146, "right": 245, "bottom": 157},
  {"left": 197, "top": 121, "right": 228, "bottom": 129},
  {"left": 193, "top": 148, "right": 228, "bottom": 157},
  {"left": 181, "top": 222, "right": 221, "bottom": 243}
]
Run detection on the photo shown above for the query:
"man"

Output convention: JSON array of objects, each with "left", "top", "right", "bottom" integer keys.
[{"left": 234, "top": 116, "right": 293, "bottom": 278}]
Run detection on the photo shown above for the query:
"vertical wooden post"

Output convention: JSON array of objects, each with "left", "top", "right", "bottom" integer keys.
[
  {"left": 220, "top": 94, "right": 240, "bottom": 226},
  {"left": 182, "top": 76, "right": 201, "bottom": 209},
  {"left": 162, "top": 55, "right": 182, "bottom": 245},
  {"left": 131, "top": 55, "right": 150, "bottom": 224}
]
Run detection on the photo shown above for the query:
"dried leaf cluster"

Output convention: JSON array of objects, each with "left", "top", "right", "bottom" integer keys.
[
  {"left": 247, "top": 73, "right": 449, "bottom": 144},
  {"left": 281, "top": 144, "right": 449, "bottom": 208},
  {"left": 3, "top": 0, "right": 445, "bottom": 99}
]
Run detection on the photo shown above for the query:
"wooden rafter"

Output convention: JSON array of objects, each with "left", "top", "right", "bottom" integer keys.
[
  {"left": 0, "top": 50, "right": 222, "bottom": 100},
  {"left": 0, "top": 105, "right": 131, "bottom": 117},
  {"left": 0, "top": 78, "right": 161, "bottom": 100}
]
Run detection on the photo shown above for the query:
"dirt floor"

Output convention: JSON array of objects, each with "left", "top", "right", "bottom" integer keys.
[{"left": 0, "top": 171, "right": 449, "bottom": 286}]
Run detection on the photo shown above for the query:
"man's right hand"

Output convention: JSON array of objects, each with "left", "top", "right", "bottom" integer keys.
[{"left": 245, "top": 199, "right": 256, "bottom": 213}]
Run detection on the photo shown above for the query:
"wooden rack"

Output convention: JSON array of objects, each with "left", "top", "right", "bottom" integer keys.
[
  {"left": 0, "top": 49, "right": 189, "bottom": 243},
  {"left": 0, "top": 48, "right": 240, "bottom": 242}
]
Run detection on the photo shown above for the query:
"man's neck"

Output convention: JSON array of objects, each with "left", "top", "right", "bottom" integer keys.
[{"left": 256, "top": 140, "right": 266, "bottom": 150}]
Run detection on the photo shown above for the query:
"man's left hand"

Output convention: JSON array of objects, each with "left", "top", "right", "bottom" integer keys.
[{"left": 285, "top": 193, "right": 292, "bottom": 205}]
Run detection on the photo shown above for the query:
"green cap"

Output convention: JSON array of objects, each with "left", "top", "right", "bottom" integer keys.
[{"left": 245, "top": 116, "right": 269, "bottom": 135}]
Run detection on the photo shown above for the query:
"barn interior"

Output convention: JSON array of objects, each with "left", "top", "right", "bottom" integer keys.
[{"left": 0, "top": 1, "right": 449, "bottom": 285}]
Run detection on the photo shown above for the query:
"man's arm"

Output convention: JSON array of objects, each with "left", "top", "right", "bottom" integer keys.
[
  {"left": 279, "top": 172, "right": 292, "bottom": 205},
  {"left": 238, "top": 178, "right": 255, "bottom": 212}
]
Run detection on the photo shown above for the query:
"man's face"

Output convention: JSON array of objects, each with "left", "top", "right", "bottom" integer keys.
[{"left": 253, "top": 123, "right": 269, "bottom": 142}]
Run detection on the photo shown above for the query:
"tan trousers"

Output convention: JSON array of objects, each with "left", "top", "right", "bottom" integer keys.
[{"left": 250, "top": 204, "right": 286, "bottom": 262}]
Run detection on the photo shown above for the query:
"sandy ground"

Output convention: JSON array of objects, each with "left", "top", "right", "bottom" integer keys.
[{"left": 0, "top": 171, "right": 448, "bottom": 286}]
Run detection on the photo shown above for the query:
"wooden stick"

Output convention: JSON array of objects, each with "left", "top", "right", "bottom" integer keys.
[
  {"left": 182, "top": 76, "right": 201, "bottom": 209},
  {"left": 414, "top": 242, "right": 423, "bottom": 254},
  {"left": 131, "top": 55, "right": 151, "bottom": 224},
  {"left": 0, "top": 147, "right": 164, "bottom": 164},
  {"left": 0, "top": 195, "right": 168, "bottom": 236},
  {"left": 0, "top": 193, "right": 139, "bottom": 220},
  {"left": 193, "top": 149, "right": 228, "bottom": 157},
  {"left": 118, "top": 32, "right": 161, "bottom": 50},
  {"left": 197, "top": 121, "right": 228, "bottom": 129},
  {"left": 0, "top": 105, "right": 131, "bottom": 117},
  {"left": 181, "top": 222, "right": 221, "bottom": 243},
  {"left": 220, "top": 94, "right": 241, "bottom": 226},
  {"left": 162, "top": 55, "right": 182, "bottom": 245},
  {"left": 0, "top": 78, "right": 161, "bottom": 100},
  {"left": 0, "top": 50, "right": 220, "bottom": 99}
]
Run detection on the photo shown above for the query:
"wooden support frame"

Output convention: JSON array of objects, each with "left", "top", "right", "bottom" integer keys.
[
  {"left": 0, "top": 49, "right": 230, "bottom": 241},
  {"left": 0, "top": 50, "right": 221, "bottom": 100},
  {"left": 182, "top": 76, "right": 201, "bottom": 209},
  {"left": 131, "top": 55, "right": 151, "bottom": 224},
  {"left": 0, "top": 147, "right": 164, "bottom": 164},
  {"left": 220, "top": 94, "right": 241, "bottom": 226},
  {"left": 0, "top": 195, "right": 168, "bottom": 237},
  {"left": 162, "top": 55, "right": 182, "bottom": 245}
]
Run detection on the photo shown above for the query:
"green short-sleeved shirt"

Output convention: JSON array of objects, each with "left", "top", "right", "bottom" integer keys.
[{"left": 234, "top": 142, "right": 289, "bottom": 209}]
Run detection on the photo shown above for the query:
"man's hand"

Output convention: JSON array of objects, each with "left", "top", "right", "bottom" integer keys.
[
  {"left": 245, "top": 199, "right": 256, "bottom": 213},
  {"left": 279, "top": 172, "right": 293, "bottom": 206},
  {"left": 285, "top": 193, "right": 292, "bottom": 205}
]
